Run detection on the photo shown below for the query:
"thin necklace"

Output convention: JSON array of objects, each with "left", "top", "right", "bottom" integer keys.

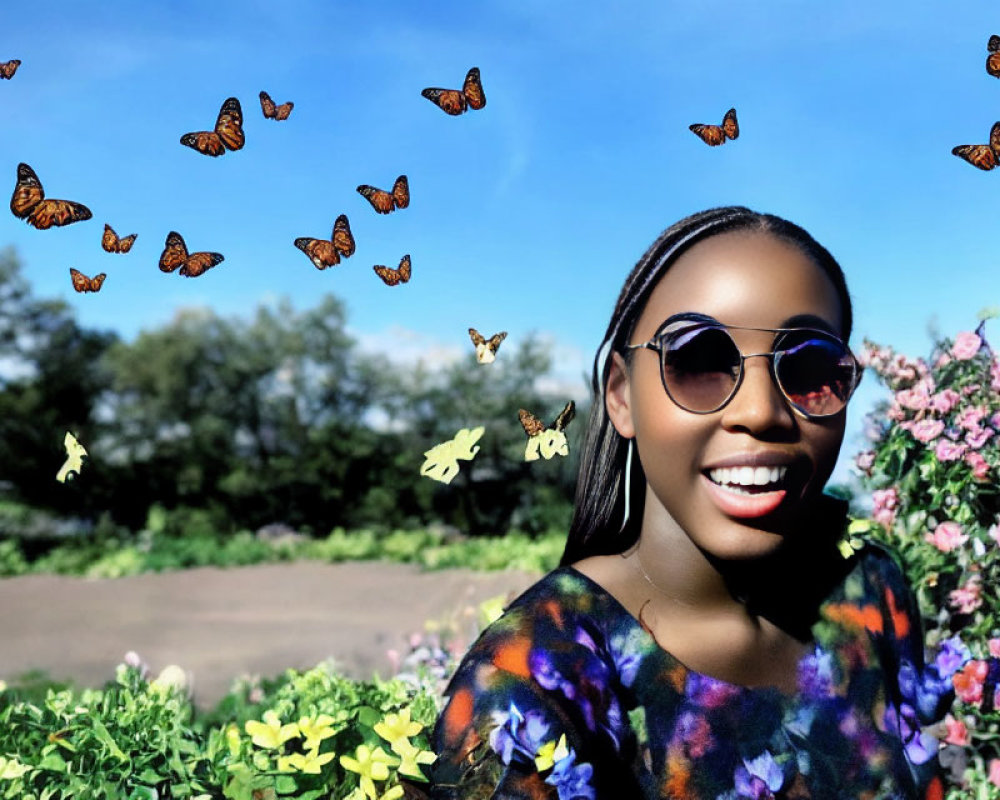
[{"left": 621, "top": 544, "right": 696, "bottom": 609}]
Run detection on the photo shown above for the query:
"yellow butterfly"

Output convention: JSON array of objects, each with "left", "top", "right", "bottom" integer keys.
[
  {"left": 56, "top": 431, "right": 87, "bottom": 482},
  {"left": 468, "top": 328, "right": 507, "bottom": 364},
  {"left": 518, "top": 402, "right": 575, "bottom": 461},
  {"left": 419, "top": 426, "right": 485, "bottom": 484}
]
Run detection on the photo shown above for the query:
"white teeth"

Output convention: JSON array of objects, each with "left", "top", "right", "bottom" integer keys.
[{"left": 708, "top": 465, "right": 788, "bottom": 487}]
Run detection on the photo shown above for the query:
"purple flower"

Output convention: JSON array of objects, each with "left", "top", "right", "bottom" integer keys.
[
  {"left": 898, "top": 658, "right": 954, "bottom": 721},
  {"left": 544, "top": 749, "right": 595, "bottom": 800},
  {"left": 935, "top": 636, "right": 971, "bottom": 678},
  {"left": 489, "top": 703, "right": 552, "bottom": 766},
  {"left": 797, "top": 647, "right": 835, "bottom": 699},
  {"left": 883, "top": 702, "right": 937, "bottom": 765},
  {"left": 733, "top": 751, "right": 785, "bottom": 799},
  {"left": 685, "top": 672, "right": 743, "bottom": 708}
]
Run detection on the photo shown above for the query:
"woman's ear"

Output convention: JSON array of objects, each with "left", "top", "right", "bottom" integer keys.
[{"left": 605, "top": 351, "right": 636, "bottom": 439}]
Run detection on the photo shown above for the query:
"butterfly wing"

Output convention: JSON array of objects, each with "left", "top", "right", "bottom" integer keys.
[
  {"left": 332, "top": 214, "right": 356, "bottom": 257},
  {"left": 0, "top": 59, "right": 20, "bottom": 79},
  {"left": 420, "top": 439, "right": 462, "bottom": 484},
  {"left": 180, "top": 131, "right": 226, "bottom": 156},
  {"left": 159, "top": 231, "right": 190, "bottom": 272},
  {"left": 259, "top": 90, "right": 277, "bottom": 118},
  {"left": 462, "top": 67, "right": 486, "bottom": 110},
  {"left": 952, "top": 143, "right": 998, "bottom": 170},
  {"left": 179, "top": 251, "right": 224, "bottom": 278},
  {"left": 56, "top": 431, "right": 88, "bottom": 483},
  {"left": 518, "top": 409, "right": 545, "bottom": 437},
  {"left": 421, "top": 87, "right": 467, "bottom": 115},
  {"left": 10, "top": 162, "right": 43, "bottom": 219},
  {"left": 392, "top": 175, "right": 410, "bottom": 209},
  {"left": 29, "top": 199, "right": 92, "bottom": 230},
  {"left": 398, "top": 253, "right": 411, "bottom": 283},
  {"left": 486, "top": 331, "right": 508, "bottom": 353},
  {"left": 551, "top": 400, "right": 576, "bottom": 432},
  {"left": 689, "top": 123, "right": 726, "bottom": 146},
  {"left": 357, "top": 184, "right": 395, "bottom": 214},
  {"left": 294, "top": 237, "right": 340, "bottom": 269},
  {"left": 538, "top": 430, "right": 569, "bottom": 460},
  {"left": 451, "top": 426, "right": 485, "bottom": 460},
  {"left": 468, "top": 327, "right": 486, "bottom": 347},
  {"left": 274, "top": 101, "right": 293, "bottom": 120},
  {"left": 215, "top": 96, "right": 245, "bottom": 151},
  {"left": 988, "top": 52, "right": 1000, "bottom": 78},
  {"left": 722, "top": 107, "right": 739, "bottom": 141}
]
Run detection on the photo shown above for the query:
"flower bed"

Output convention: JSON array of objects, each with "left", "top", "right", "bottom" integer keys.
[{"left": 857, "top": 317, "right": 1000, "bottom": 795}]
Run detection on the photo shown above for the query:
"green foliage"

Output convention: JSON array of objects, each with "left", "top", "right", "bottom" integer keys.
[
  {"left": 0, "top": 659, "right": 440, "bottom": 800},
  {"left": 3, "top": 522, "right": 563, "bottom": 578},
  {"left": 856, "top": 323, "right": 1000, "bottom": 795}
]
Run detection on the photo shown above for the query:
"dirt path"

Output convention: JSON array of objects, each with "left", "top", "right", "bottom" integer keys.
[{"left": 0, "top": 561, "right": 539, "bottom": 709}]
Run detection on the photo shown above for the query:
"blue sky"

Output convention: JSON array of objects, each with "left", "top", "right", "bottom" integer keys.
[{"left": 4, "top": 0, "right": 1000, "bottom": 484}]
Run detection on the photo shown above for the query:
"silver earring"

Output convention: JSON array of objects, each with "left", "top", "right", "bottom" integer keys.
[{"left": 619, "top": 438, "right": 635, "bottom": 533}]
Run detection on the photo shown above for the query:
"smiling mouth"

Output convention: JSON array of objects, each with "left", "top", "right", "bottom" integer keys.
[{"left": 706, "top": 465, "right": 789, "bottom": 495}]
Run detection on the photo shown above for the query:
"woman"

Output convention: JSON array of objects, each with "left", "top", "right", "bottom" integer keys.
[{"left": 430, "top": 207, "right": 952, "bottom": 799}]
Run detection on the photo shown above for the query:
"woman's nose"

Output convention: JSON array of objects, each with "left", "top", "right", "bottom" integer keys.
[{"left": 719, "top": 354, "right": 795, "bottom": 433}]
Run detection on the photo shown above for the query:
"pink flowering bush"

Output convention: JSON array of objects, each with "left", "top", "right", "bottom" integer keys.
[{"left": 857, "top": 319, "right": 1000, "bottom": 795}]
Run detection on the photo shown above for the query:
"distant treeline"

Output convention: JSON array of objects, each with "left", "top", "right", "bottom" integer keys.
[{"left": 0, "top": 247, "right": 583, "bottom": 542}]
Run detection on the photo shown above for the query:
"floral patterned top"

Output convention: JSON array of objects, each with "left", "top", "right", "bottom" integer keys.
[{"left": 430, "top": 541, "right": 953, "bottom": 800}]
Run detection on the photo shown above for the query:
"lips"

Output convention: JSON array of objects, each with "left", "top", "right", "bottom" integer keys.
[{"left": 701, "top": 453, "right": 803, "bottom": 519}]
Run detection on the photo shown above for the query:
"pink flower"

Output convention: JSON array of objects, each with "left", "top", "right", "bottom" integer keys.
[
  {"left": 855, "top": 450, "right": 875, "bottom": 474},
  {"left": 957, "top": 405, "right": 987, "bottom": 430},
  {"left": 954, "top": 659, "right": 988, "bottom": 704},
  {"left": 935, "top": 352, "right": 952, "bottom": 368},
  {"left": 925, "top": 521, "right": 968, "bottom": 553},
  {"left": 991, "top": 411, "right": 1000, "bottom": 430},
  {"left": 895, "top": 388, "right": 929, "bottom": 411},
  {"left": 949, "top": 579, "right": 982, "bottom": 614},
  {"left": 990, "top": 758, "right": 1000, "bottom": 789},
  {"left": 962, "top": 383, "right": 982, "bottom": 396},
  {"left": 965, "top": 426, "right": 994, "bottom": 450},
  {"left": 952, "top": 331, "right": 983, "bottom": 360},
  {"left": 991, "top": 358, "right": 1000, "bottom": 392},
  {"left": 910, "top": 419, "right": 945, "bottom": 443},
  {"left": 989, "top": 638, "right": 1000, "bottom": 658},
  {"left": 943, "top": 714, "right": 970, "bottom": 746},
  {"left": 872, "top": 488, "right": 899, "bottom": 528},
  {"left": 929, "top": 389, "right": 961, "bottom": 414},
  {"left": 965, "top": 452, "right": 990, "bottom": 479},
  {"left": 935, "top": 440, "right": 966, "bottom": 461}
]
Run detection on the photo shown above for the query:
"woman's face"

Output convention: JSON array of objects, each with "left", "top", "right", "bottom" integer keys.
[{"left": 607, "top": 230, "right": 848, "bottom": 561}]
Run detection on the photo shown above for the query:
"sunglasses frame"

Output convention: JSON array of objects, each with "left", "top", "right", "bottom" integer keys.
[{"left": 624, "top": 320, "right": 863, "bottom": 420}]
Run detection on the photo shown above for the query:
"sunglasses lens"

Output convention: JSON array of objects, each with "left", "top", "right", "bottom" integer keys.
[
  {"left": 775, "top": 336, "right": 857, "bottom": 416},
  {"left": 662, "top": 326, "right": 741, "bottom": 412}
]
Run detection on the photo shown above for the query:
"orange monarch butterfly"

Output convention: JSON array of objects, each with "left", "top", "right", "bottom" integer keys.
[
  {"left": 952, "top": 121, "right": 1000, "bottom": 170},
  {"left": 69, "top": 268, "right": 106, "bottom": 293},
  {"left": 689, "top": 107, "right": 739, "bottom": 146},
  {"left": 180, "top": 96, "right": 245, "bottom": 156},
  {"left": 0, "top": 59, "right": 20, "bottom": 79},
  {"left": 468, "top": 328, "right": 507, "bottom": 364},
  {"left": 259, "top": 90, "right": 293, "bottom": 120},
  {"left": 294, "top": 214, "right": 356, "bottom": 269},
  {"left": 519, "top": 401, "right": 575, "bottom": 461},
  {"left": 421, "top": 67, "right": 486, "bottom": 116},
  {"left": 158, "top": 231, "right": 224, "bottom": 277},
  {"left": 373, "top": 254, "right": 411, "bottom": 286},
  {"left": 10, "top": 163, "right": 92, "bottom": 229},
  {"left": 102, "top": 224, "right": 137, "bottom": 253},
  {"left": 988, "top": 35, "right": 1000, "bottom": 78},
  {"left": 357, "top": 175, "right": 409, "bottom": 214}
]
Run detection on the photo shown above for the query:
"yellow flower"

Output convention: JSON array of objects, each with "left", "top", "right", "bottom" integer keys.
[
  {"left": 0, "top": 756, "right": 29, "bottom": 780},
  {"left": 534, "top": 734, "right": 569, "bottom": 772},
  {"left": 345, "top": 787, "right": 403, "bottom": 800},
  {"left": 391, "top": 737, "right": 436, "bottom": 781},
  {"left": 287, "top": 748, "right": 336, "bottom": 774},
  {"left": 340, "top": 744, "right": 399, "bottom": 800},
  {"left": 374, "top": 708, "right": 423, "bottom": 747},
  {"left": 245, "top": 710, "right": 299, "bottom": 750},
  {"left": 225, "top": 723, "right": 242, "bottom": 757},
  {"left": 297, "top": 713, "right": 337, "bottom": 750}
]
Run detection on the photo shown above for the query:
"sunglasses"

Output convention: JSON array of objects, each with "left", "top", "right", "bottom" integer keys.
[{"left": 625, "top": 316, "right": 862, "bottom": 419}]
